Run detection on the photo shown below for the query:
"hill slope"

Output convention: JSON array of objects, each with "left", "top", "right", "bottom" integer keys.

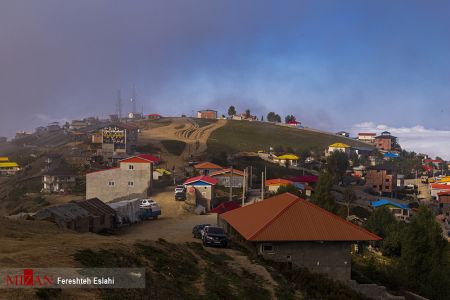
[{"left": 207, "top": 120, "right": 372, "bottom": 154}]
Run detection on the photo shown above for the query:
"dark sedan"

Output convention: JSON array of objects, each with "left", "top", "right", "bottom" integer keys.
[{"left": 202, "top": 226, "right": 228, "bottom": 248}]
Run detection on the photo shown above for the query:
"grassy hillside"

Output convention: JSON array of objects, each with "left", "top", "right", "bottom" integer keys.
[{"left": 207, "top": 120, "right": 371, "bottom": 154}]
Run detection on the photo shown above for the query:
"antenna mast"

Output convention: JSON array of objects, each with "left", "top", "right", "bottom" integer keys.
[
  {"left": 130, "top": 85, "right": 137, "bottom": 114},
  {"left": 116, "top": 90, "right": 122, "bottom": 119}
]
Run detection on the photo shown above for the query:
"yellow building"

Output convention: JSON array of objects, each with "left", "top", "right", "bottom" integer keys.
[
  {"left": 274, "top": 154, "right": 300, "bottom": 167},
  {"left": 0, "top": 161, "right": 20, "bottom": 175},
  {"left": 327, "top": 142, "right": 350, "bottom": 156}
]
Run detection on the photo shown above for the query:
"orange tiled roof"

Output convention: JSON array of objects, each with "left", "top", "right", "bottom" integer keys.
[
  {"left": 430, "top": 183, "right": 450, "bottom": 190},
  {"left": 220, "top": 193, "right": 381, "bottom": 242},
  {"left": 209, "top": 168, "right": 244, "bottom": 177},
  {"left": 193, "top": 162, "right": 223, "bottom": 170},
  {"left": 265, "top": 178, "right": 293, "bottom": 186}
]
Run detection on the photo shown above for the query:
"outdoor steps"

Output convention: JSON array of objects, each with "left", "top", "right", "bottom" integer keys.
[{"left": 348, "top": 280, "right": 405, "bottom": 300}]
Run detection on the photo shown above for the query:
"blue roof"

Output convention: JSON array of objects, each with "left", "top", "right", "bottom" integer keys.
[
  {"left": 371, "top": 199, "right": 409, "bottom": 209},
  {"left": 384, "top": 152, "right": 399, "bottom": 158}
]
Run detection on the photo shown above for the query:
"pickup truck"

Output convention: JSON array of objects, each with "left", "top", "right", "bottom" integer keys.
[{"left": 139, "top": 199, "right": 162, "bottom": 220}]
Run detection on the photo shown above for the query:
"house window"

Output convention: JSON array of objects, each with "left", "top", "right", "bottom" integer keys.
[
  {"left": 262, "top": 244, "right": 274, "bottom": 253},
  {"left": 385, "top": 186, "right": 389, "bottom": 189},
  {"left": 128, "top": 181, "right": 134, "bottom": 187},
  {"left": 108, "top": 181, "right": 115, "bottom": 187},
  {"left": 129, "top": 164, "right": 134, "bottom": 170}
]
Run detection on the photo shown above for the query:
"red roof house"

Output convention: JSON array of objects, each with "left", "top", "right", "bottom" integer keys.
[{"left": 218, "top": 193, "right": 380, "bottom": 280}]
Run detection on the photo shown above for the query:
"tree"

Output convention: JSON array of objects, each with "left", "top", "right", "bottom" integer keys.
[
  {"left": 276, "top": 184, "right": 302, "bottom": 197},
  {"left": 245, "top": 109, "right": 251, "bottom": 118},
  {"left": 267, "top": 112, "right": 282, "bottom": 123},
  {"left": 342, "top": 186, "right": 357, "bottom": 217},
  {"left": 285, "top": 115, "right": 296, "bottom": 123},
  {"left": 311, "top": 172, "right": 336, "bottom": 212},
  {"left": 364, "top": 206, "right": 397, "bottom": 239},
  {"left": 227, "top": 105, "right": 236, "bottom": 116},
  {"left": 400, "top": 206, "right": 448, "bottom": 294},
  {"left": 326, "top": 151, "right": 350, "bottom": 184}
]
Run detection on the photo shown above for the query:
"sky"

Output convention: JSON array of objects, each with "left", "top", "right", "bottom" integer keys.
[{"left": 1, "top": 1, "right": 450, "bottom": 158}]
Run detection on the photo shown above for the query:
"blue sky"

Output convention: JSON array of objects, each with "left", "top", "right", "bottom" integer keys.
[{"left": 1, "top": 1, "right": 450, "bottom": 157}]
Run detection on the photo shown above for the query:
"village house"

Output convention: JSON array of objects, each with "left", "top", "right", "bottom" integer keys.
[
  {"left": 437, "top": 191, "right": 450, "bottom": 216},
  {"left": 42, "top": 166, "right": 77, "bottom": 193},
  {"left": 193, "top": 162, "right": 223, "bottom": 175},
  {"left": 0, "top": 157, "right": 20, "bottom": 176},
  {"left": 374, "top": 131, "right": 398, "bottom": 151},
  {"left": 100, "top": 123, "right": 138, "bottom": 155},
  {"left": 0, "top": 136, "right": 7, "bottom": 143},
  {"left": 357, "top": 132, "right": 376, "bottom": 144},
  {"left": 69, "top": 120, "right": 89, "bottom": 131},
  {"left": 184, "top": 175, "right": 218, "bottom": 211},
  {"left": 371, "top": 199, "right": 411, "bottom": 221},
  {"left": 86, "top": 155, "right": 154, "bottom": 202},
  {"left": 231, "top": 112, "right": 258, "bottom": 121},
  {"left": 286, "top": 120, "right": 302, "bottom": 127},
  {"left": 365, "top": 165, "right": 397, "bottom": 195},
  {"left": 197, "top": 109, "right": 217, "bottom": 119},
  {"left": 209, "top": 168, "right": 245, "bottom": 188},
  {"left": 218, "top": 193, "right": 381, "bottom": 281},
  {"left": 147, "top": 113, "right": 162, "bottom": 120},
  {"left": 265, "top": 178, "right": 294, "bottom": 193},
  {"left": 430, "top": 183, "right": 450, "bottom": 199},
  {"left": 72, "top": 198, "right": 116, "bottom": 232},
  {"left": 336, "top": 131, "right": 350, "bottom": 138},
  {"left": 326, "top": 143, "right": 350, "bottom": 156},
  {"left": 273, "top": 154, "right": 299, "bottom": 167}
]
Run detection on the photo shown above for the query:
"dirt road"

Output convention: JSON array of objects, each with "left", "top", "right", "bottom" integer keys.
[{"left": 138, "top": 118, "right": 226, "bottom": 172}]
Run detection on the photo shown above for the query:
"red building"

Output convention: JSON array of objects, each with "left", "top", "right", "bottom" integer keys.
[{"left": 197, "top": 109, "right": 217, "bottom": 119}]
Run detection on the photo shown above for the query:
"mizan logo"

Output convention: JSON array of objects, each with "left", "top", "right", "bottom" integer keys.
[{"left": 5, "top": 269, "right": 53, "bottom": 287}]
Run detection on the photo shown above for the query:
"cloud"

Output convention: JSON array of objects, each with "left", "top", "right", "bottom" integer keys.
[{"left": 351, "top": 122, "right": 450, "bottom": 160}]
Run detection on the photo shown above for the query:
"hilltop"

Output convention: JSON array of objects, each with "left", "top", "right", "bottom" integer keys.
[{"left": 207, "top": 120, "right": 372, "bottom": 154}]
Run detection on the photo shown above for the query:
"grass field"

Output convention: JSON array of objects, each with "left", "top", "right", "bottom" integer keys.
[
  {"left": 161, "top": 139, "right": 187, "bottom": 156},
  {"left": 207, "top": 120, "right": 371, "bottom": 154}
]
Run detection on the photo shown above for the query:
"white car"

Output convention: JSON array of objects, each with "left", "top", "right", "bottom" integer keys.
[
  {"left": 140, "top": 198, "right": 157, "bottom": 208},
  {"left": 175, "top": 185, "right": 186, "bottom": 194}
]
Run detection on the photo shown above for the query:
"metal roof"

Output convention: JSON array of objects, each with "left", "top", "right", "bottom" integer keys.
[
  {"left": 72, "top": 198, "right": 116, "bottom": 216},
  {"left": 184, "top": 175, "right": 218, "bottom": 185},
  {"left": 221, "top": 193, "right": 381, "bottom": 242}
]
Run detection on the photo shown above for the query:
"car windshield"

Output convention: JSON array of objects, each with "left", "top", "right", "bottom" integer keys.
[{"left": 207, "top": 227, "right": 224, "bottom": 234}]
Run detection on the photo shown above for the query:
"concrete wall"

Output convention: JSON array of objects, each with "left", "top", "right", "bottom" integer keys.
[
  {"left": 213, "top": 175, "right": 244, "bottom": 188},
  {"left": 86, "top": 162, "right": 152, "bottom": 202},
  {"left": 256, "top": 241, "right": 352, "bottom": 280}
]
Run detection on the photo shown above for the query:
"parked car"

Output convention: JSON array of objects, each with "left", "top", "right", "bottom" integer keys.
[
  {"left": 202, "top": 226, "right": 228, "bottom": 247},
  {"left": 192, "top": 224, "right": 212, "bottom": 239},
  {"left": 175, "top": 192, "right": 186, "bottom": 201},
  {"left": 139, "top": 199, "right": 161, "bottom": 220},
  {"left": 140, "top": 199, "right": 156, "bottom": 208},
  {"left": 175, "top": 185, "right": 186, "bottom": 194}
]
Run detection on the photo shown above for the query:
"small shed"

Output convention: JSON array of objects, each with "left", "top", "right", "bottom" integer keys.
[
  {"left": 72, "top": 198, "right": 116, "bottom": 232},
  {"left": 33, "top": 203, "right": 91, "bottom": 233}
]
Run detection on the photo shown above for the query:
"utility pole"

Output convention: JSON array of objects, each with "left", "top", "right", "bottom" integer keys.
[
  {"left": 242, "top": 168, "right": 246, "bottom": 206},
  {"left": 249, "top": 166, "right": 253, "bottom": 189},
  {"left": 261, "top": 171, "right": 265, "bottom": 201},
  {"left": 229, "top": 166, "right": 233, "bottom": 202}
]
